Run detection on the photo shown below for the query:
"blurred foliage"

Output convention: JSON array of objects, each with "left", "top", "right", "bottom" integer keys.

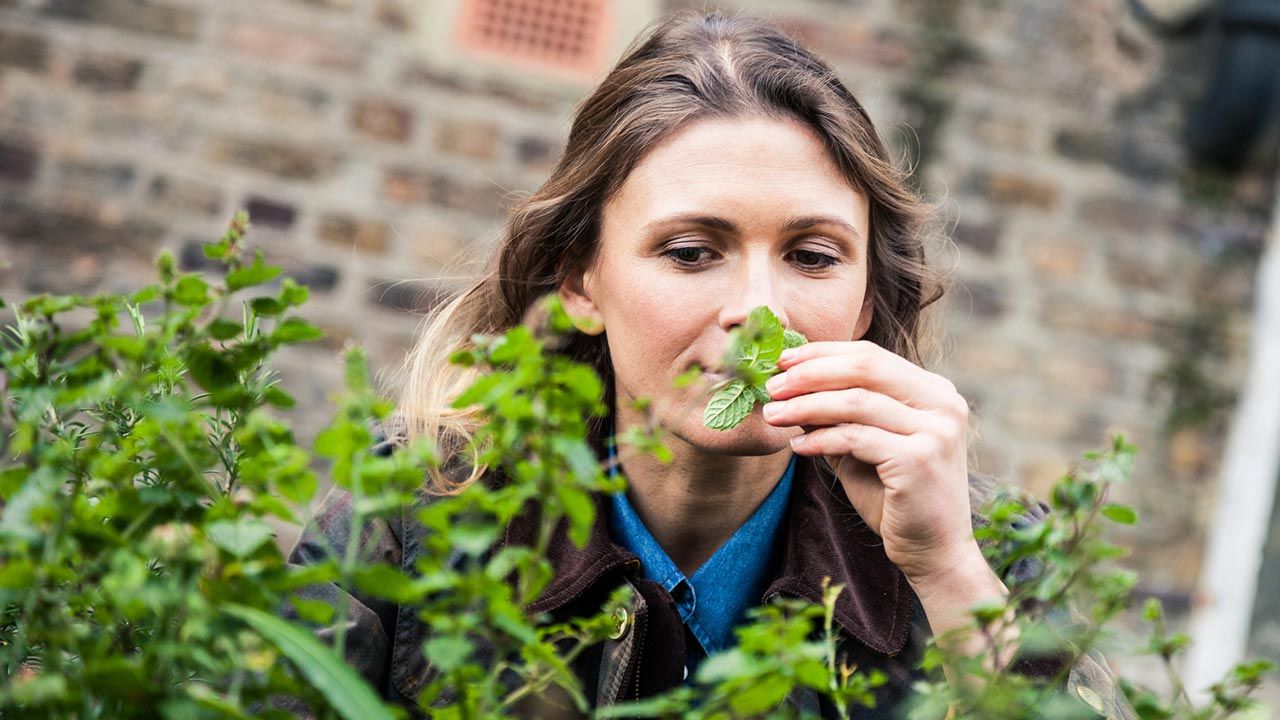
[{"left": 0, "top": 213, "right": 1272, "bottom": 718}]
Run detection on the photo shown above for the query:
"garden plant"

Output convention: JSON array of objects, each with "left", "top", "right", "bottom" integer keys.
[{"left": 0, "top": 213, "right": 1273, "bottom": 718}]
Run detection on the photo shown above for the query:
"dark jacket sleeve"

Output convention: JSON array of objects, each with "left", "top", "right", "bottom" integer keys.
[{"left": 282, "top": 486, "right": 404, "bottom": 691}]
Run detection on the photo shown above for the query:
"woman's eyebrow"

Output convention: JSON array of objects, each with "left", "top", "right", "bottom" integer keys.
[{"left": 643, "top": 212, "right": 865, "bottom": 244}]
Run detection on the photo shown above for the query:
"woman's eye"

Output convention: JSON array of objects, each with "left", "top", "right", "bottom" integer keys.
[
  {"left": 791, "top": 249, "right": 838, "bottom": 269},
  {"left": 666, "top": 246, "right": 713, "bottom": 266}
]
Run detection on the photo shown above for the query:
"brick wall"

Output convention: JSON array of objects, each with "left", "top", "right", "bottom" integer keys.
[{"left": 0, "top": 0, "right": 1273, "bottom": 630}]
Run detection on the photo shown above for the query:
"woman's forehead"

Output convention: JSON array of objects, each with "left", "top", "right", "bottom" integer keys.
[{"left": 605, "top": 116, "right": 868, "bottom": 234}]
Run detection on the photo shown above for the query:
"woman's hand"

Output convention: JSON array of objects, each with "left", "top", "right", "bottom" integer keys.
[{"left": 761, "top": 340, "right": 980, "bottom": 587}]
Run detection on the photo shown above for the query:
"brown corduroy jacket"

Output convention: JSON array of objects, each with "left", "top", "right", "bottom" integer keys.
[{"left": 284, "top": 424, "right": 1133, "bottom": 718}]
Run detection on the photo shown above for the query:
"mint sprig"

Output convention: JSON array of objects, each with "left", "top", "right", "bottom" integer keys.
[{"left": 702, "top": 307, "right": 808, "bottom": 430}]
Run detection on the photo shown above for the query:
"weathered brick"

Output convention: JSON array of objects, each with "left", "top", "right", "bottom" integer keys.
[
  {"left": 318, "top": 214, "right": 389, "bottom": 254},
  {"left": 970, "top": 111, "right": 1031, "bottom": 152},
  {"left": 1016, "top": 448, "right": 1074, "bottom": 501},
  {"left": 515, "top": 135, "right": 560, "bottom": 170},
  {"left": 399, "top": 61, "right": 561, "bottom": 114},
  {"left": 351, "top": 99, "right": 413, "bottom": 144},
  {"left": 223, "top": 20, "right": 365, "bottom": 74},
  {"left": 247, "top": 77, "right": 331, "bottom": 122},
  {"left": 1040, "top": 293, "right": 1161, "bottom": 342},
  {"left": 383, "top": 167, "right": 511, "bottom": 217},
  {"left": 952, "top": 221, "right": 1001, "bottom": 256},
  {"left": 435, "top": 118, "right": 498, "bottom": 159},
  {"left": 375, "top": 0, "right": 411, "bottom": 31},
  {"left": 1078, "top": 195, "right": 1170, "bottom": 235},
  {"left": 368, "top": 278, "right": 454, "bottom": 314},
  {"left": 24, "top": 250, "right": 106, "bottom": 294},
  {"left": 0, "top": 138, "right": 40, "bottom": 184},
  {"left": 0, "top": 197, "right": 164, "bottom": 256},
  {"left": 948, "top": 340, "right": 1028, "bottom": 378},
  {"left": 73, "top": 52, "right": 144, "bottom": 92},
  {"left": 288, "top": 264, "right": 339, "bottom": 293},
  {"left": 1025, "top": 238, "right": 1086, "bottom": 281},
  {"left": 1042, "top": 353, "right": 1117, "bottom": 395},
  {"left": 42, "top": 0, "right": 201, "bottom": 41},
  {"left": 0, "top": 29, "right": 51, "bottom": 72},
  {"left": 1055, "top": 126, "right": 1180, "bottom": 182},
  {"left": 148, "top": 175, "right": 223, "bottom": 217},
  {"left": 979, "top": 172, "right": 1059, "bottom": 210},
  {"left": 179, "top": 238, "right": 220, "bottom": 272},
  {"left": 55, "top": 158, "right": 136, "bottom": 195},
  {"left": 959, "top": 281, "right": 1005, "bottom": 318},
  {"left": 208, "top": 136, "right": 341, "bottom": 181},
  {"left": 244, "top": 196, "right": 297, "bottom": 229},
  {"left": 294, "top": 0, "right": 353, "bottom": 9}
]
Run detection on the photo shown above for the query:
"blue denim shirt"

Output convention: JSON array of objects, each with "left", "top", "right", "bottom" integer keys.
[{"left": 606, "top": 438, "right": 796, "bottom": 679}]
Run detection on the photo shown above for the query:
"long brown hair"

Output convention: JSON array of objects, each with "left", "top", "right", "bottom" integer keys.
[{"left": 394, "top": 9, "right": 947, "bottom": 493}]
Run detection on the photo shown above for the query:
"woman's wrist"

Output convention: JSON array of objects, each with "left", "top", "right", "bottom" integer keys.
[{"left": 907, "top": 542, "right": 1008, "bottom": 636}]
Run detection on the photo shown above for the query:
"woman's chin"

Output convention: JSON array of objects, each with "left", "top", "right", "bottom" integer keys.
[{"left": 681, "top": 413, "right": 797, "bottom": 456}]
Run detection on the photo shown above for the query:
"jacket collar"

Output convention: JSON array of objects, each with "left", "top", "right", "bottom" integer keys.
[{"left": 498, "top": 418, "right": 916, "bottom": 657}]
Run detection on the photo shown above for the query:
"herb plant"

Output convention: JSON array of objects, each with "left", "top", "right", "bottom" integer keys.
[
  {"left": 703, "top": 306, "right": 807, "bottom": 431},
  {"left": 0, "top": 213, "right": 1273, "bottom": 718}
]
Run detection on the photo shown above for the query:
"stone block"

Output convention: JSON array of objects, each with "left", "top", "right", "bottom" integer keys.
[
  {"left": 979, "top": 172, "right": 1059, "bottom": 210},
  {"left": 351, "top": 98, "right": 413, "bottom": 144},
  {"left": 208, "top": 136, "right": 341, "bottom": 181},
  {"left": 222, "top": 19, "right": 364, "bottom": 74},
  {"left": 42, "top": 0, "right": 201, "bottom": 41},
  {"left": 434, "top": 118, "right": 497, "bottom": 160},
  {"left": 959, "top": 280, "right": 1006, "bottom": 319},
  {"left": 375, "top": 0, "right": 411, "bottom": 31},
  {"left": 0, "top": 29, "right": 51, "bottom": 72},
  {"left": 1078, "top": 195, "right": 1169, "bottom": 235},
  {"left": 1025, "top": 238, "right": 1086, "bottom": 282},
  {"left": 0, "top": 137, "right": 40, "bottom": 185},
  {"left": 383, "top": 167, "right": 511, "bottom": 218},
  {"left": 952, "top": 221, "right": 1001, "bottom": 256},
  {"left": 73, "top": 52, "right": 144, "bottom": 92},
  {"left": 318, "top": 214, "right": 389, "bottom": 254},
  {"left": 1040, "top": 293, "right": 1161, "bottom": 342},
  {"left": 368, "top": 278, "right": 455, "bottom": 314},
  {"left": 514, "top": 135, "right": 560, "bottom": 170},
  {"left": 244, "top": 196, "right": 297, "bottom": 229},
  {"left": 148, "top": 175, "right": 223, "bottom": 217},
  {"left": 55, "top": 158, "right": 136, "bottom": 196},
  {"left": 0, "top": 196, "right": 164, "bottom": 256}
]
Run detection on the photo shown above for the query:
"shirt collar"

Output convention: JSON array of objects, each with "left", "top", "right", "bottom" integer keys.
[
  {"left": 605, "top": 437, "right": 795, "bottom": 654},
  {"left": 497, "top": 415, "right": 917, "bottom": 657}
]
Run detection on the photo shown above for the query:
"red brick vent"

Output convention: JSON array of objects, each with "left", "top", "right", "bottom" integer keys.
[{"left": 455, "top": 0, "right": 612, "bottom": 78}]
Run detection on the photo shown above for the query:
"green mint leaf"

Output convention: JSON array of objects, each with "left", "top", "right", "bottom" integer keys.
[
  {"left": 702, "top": 306, "right": 809, "bottom": 430},
  {"left": 704, "top": 379, "right": 755, "bottom": 430}
]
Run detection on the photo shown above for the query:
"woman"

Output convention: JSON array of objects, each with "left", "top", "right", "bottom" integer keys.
[{"left": 289, "top": 10, "right": 1131, "bottom": 718}]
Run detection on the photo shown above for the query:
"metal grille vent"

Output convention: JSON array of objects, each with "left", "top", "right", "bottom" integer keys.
[{"left": 455, "top": 0, "right": 612, "bottom": 78}]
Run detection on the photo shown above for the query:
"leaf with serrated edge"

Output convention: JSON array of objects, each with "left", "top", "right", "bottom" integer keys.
[{"left": 704, "top": 379, "right": 755, "bottom": 430}]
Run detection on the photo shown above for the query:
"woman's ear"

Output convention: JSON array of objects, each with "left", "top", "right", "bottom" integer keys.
[
  {"left": 852, "top": 288, "right": 875, "bottom": 340},
  {"left": 557, "top": 266, "right": 605, "bottom": 336}
]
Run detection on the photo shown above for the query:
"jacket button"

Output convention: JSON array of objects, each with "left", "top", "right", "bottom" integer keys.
[{"left": 609, "top": 607, "right": 630, "bottom": 640}]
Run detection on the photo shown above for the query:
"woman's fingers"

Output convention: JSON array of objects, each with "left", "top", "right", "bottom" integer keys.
[
  {"left": 769, "top": 341, "right": 964, "bottom": 416},
  {"left": 788, "top": 422, "right": 907, "bottom": 467},
  {"left": 762, "top": 387, "right": 933, "bottom": 436}
]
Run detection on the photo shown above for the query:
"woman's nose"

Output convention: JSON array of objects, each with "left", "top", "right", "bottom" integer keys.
[{"left": 718, "top": 253, "right": 788, "bottom": 331}]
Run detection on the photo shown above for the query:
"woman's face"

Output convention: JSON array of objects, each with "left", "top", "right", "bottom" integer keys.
[{"left": 560, "top": 115, "right": 873, "bottom": 456}]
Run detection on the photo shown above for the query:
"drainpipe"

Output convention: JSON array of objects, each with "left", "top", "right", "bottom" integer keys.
[{"left": 1184, "top": 155, "right": 1280, "bottom": 695}]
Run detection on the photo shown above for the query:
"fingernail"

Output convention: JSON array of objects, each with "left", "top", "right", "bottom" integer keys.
[
  {"left": 779, "top": 349, "right": 798, "bottom": 363},
  {"left": 762, "top": 402, "right": 781, "bottom": 419},
  {"left": 765, "top": 372, "right": 787, "bottom": 394},
  {"left": 790, "top": 433, "right": 807, "bottom": 448}
]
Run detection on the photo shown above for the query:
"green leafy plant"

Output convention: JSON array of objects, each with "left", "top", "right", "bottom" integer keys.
[
  {"left": 0, "top": 214, "right": 1273, "bottom": 719},
  {"left": 703, "top": 306, "right": 807, "bottom": 430}
]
